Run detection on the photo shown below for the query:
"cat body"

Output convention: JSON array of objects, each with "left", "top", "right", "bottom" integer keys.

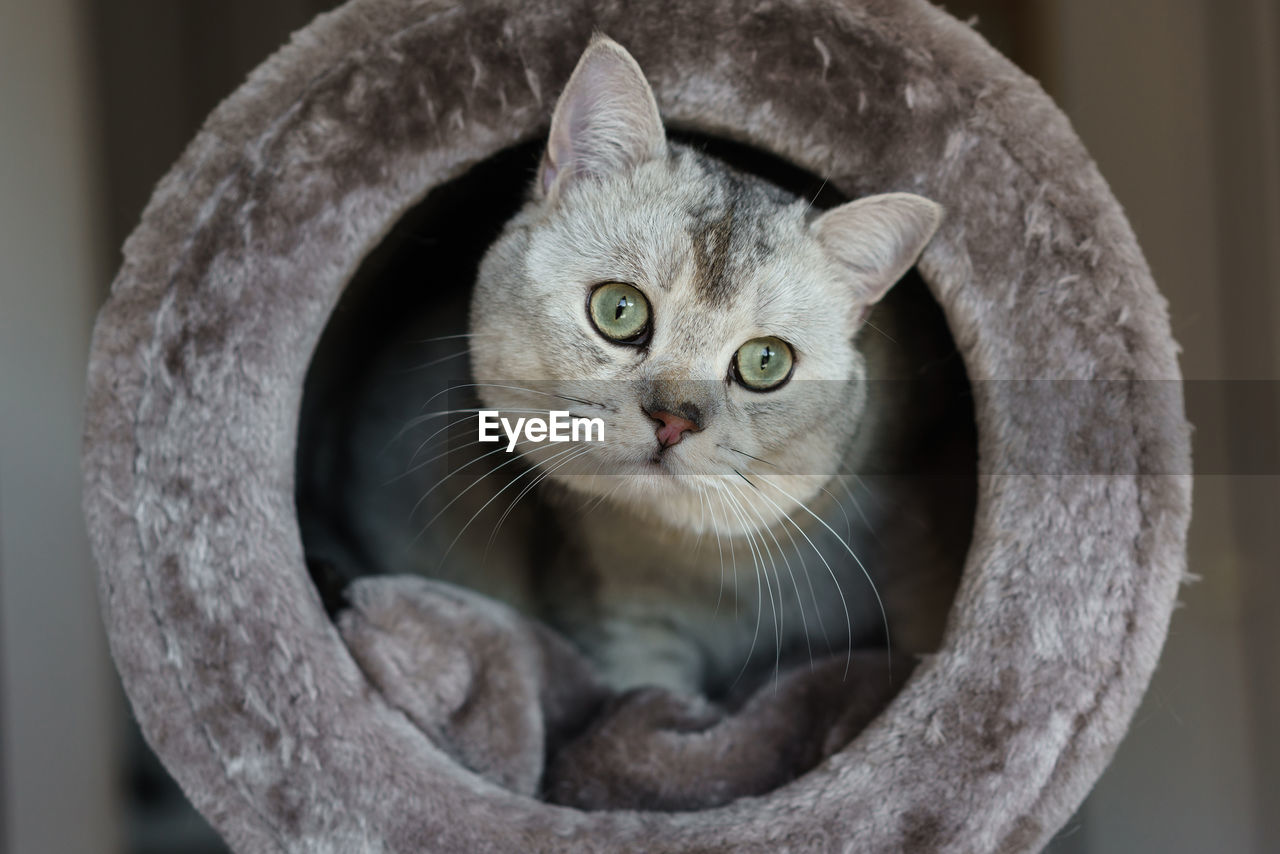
[
  {"left": 460, "top": 37, "right": 955, "bottom": 694},
  {"left": 299, "top": 36, "right": 967, "bottom": 697}
]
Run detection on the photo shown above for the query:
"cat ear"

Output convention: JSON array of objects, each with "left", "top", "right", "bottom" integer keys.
[
  {"left": 812, "top": 193, "right": 943, "bottom": 306},
  {"left": 538, "top": 35, "right": 666, "bottom": 199}
]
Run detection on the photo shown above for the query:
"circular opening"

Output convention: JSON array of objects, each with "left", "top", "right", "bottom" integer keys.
[{"left": 295, "top": 135, "right": 977, "bottom": 805}]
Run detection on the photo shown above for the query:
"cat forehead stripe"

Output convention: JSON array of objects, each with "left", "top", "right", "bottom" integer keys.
[
  {"left": 689, "top": 202, "right": 735, "bottom": 305},
  {"left": 684, "top": 161, "right": 779, "bottom": 307}
]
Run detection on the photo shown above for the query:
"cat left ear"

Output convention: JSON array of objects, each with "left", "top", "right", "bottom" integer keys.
[
  {"left": 538, "top": 35, "right": 666, "bottom": 200},
  {"left": 812, "top": 193, "right": 943, "bottom": 306}
]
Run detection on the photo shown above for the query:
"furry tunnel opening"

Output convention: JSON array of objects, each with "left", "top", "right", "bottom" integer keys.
[
  {"left": 293, "top": 131, "right": 979, "bottom": 800},
  {"left": 82, "top": 0, "right": 1191, "bottom": 849}
]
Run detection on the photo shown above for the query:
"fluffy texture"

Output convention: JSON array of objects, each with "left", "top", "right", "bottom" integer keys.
[{"left": 81, "top": 0, "right": 1192, "bottom": 851}]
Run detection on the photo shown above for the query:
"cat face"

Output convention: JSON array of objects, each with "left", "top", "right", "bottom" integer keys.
[{"left": 468, "top": 36, "right": 940, "bottom": 534}]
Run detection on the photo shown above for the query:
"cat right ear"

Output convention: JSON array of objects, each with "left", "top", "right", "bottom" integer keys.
[
  {"left": 538, "top": 35, "right": 667, "bottom": 200},
  {"left": 811, "top": 193, "right": 944, "bottom": 307}
]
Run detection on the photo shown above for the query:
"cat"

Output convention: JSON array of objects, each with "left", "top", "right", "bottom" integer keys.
[
  {"left": 297, "top": 34, "right": 970, "bottom": 698},
  {"left": 455, "top": 35, "right": 962, "bottom": 696}
]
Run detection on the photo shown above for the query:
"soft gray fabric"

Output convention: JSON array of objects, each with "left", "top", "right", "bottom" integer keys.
[
  {"left": 81, "top": 0, "right": 1192, "bottom": 850},
  {"left": 339, "top": 577, "right": 908, "bottom": 812}
]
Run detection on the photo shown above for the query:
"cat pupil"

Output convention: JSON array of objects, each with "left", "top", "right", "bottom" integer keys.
[
  {"left": 759, "top": 347, "right": 772, "bottom": 372},
  {"left": 614, "top": 298, "right": 628, "bottom": 320}
]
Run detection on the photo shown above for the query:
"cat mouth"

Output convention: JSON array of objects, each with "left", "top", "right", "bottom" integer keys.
[
  {"left": 647, "top": 441, "right": 684, "bottom": 469},
  {"left": 644, "top": 448, "right": 690, "bottom": 475}
]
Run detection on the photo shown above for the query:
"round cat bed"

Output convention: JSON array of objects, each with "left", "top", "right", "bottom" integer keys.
[{"left": 83, "top": 0, "right": 1191, "bottom": 850}]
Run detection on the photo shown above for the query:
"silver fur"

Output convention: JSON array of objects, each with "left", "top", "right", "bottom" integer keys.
[{"left": 469, "top": 37, "right": 942, "bottom": 692}]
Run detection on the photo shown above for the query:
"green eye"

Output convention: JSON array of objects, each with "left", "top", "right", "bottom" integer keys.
[
  {"left": 733, "top": 336, "right": 794, "bottom": 391},
  {"left": 588, "top": 282, "right": 651, "bottom": 343}
]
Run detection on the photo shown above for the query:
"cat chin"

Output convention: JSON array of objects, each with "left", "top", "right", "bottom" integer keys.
[{"left": 540, "top": 464, "right": 829, "bottom": 538}]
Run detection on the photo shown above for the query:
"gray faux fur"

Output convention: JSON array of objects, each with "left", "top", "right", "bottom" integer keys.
[{"left": 81, "top": 0, "right": 1191, "bottom": 851}]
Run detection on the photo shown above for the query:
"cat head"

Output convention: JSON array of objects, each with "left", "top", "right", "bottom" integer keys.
[{"left": 468, "top": 36, "right": 941, "bottom": 534}]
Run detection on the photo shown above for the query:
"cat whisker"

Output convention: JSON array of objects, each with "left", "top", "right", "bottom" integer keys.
[
  {"left": 718, "top": 489, "right": 763, "bottom": 691},
  {"left": 407, "top": 443, "right": 514, "bottom": 522},
  {"left": 738, "top": 484, "right": 784, "bottom": 675},
  {"left": 409, "top": 432, "right": 577, "bottom": 530},
  {"left": 395, "top": 407, "right": 552, "bottom": 475},
  {"left": 577, "top": 475, "right": 623, "bottom": 517},
  {"left": 802, "top": 177, "right": 829, "bottom": 217},
  {"left": 818, "top": 483, "right": 855, "bottom": 544},
  {"left": 837, "top": 476, "right": 873, "bottom": 537},
  {"left": 726, "top": 482, "right": 785, "bottom": 687},
  {"left": 386, "top": 408, "right": 478, "bottom": 452},
  {"left": 567, "top": 453, "right": 642, "bottom": 519},
  {"left": 732, "top": 478, "right": 816, "bottom": 675},
  {"left": 741, "top": 486, "right": 787, "bottom": 690},
  {"left": 404, "top": 407, "right": 560, "bottom": 463},
  {"left": 405, "top": 332, "right": 486, "bottom": 344},
  {"left": 859, "top": 317, "right": 898, "bottom": 345},
  {"left": 689, "top": 478, "right": 709, "bottom": 552},
  {"left": 563, "top": 410, "right": 605, "bottom": 422},
  {"left": 710, "top": 485, "right": 740, "bottom": 618},
  {"left": 439, "top": 444, "right": 594, "bottom": 572},
  {"left": 403, "top": 419, "right": 488, "bottom": 473},
  {"left": 417, "top": 443, "right": 579, "bottom": 552},
  {"left": 717, "top": 444, "right": 777, "bottom": 468},
  {"left": 416, "top": 382, "right": 613, "bottom": 414},
  {"left": 700, "top": 483, "right": 728, "bottom": 619},
  {"left": 733, "top": 479, "right": 805, "bottom": 685},
  {"left": 386, "top": 436, "right": 490, "bottom": 486},
  {"left": 570, "top": 455, "right": 613, "bottom": 513},
  {"left": 402, "top": 349, "right": 471, "bottom": 372},
  {"left": 755, "top": 474, "right": 890, "bottom": 680},
  {"left": 834, "top": 475, "right": 882, "bottom": 546},
  {"left": 389, "top": 406, "right": 547, "bottom": 449},
  {"left": 852, "top": 474, "right": 887, "bottom": 511},
  {"left": 484, "top": 445, "right": 596, "bottom": 564},
  {"left": 726, "top": 491, "right": 740, "bottom": 618},
  {"left": 717, "top": 481, "right": 776, "bottom": 692},
  {"left": 401, "top": 406, "right": 555, "bottom": 464},
  {"left": 731, "top": 471, "right": 853, "bottom": 677},
  {"left": 588, "top": 476, "right": 630, "bottom": 517},
  {"left": 762, "top": 487, "right": 834, "bottom": 657}
]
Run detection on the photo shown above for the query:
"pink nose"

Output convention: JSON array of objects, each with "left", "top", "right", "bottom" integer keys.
[{"left": 650, "top": 410, "right": 698, "bottom": 448}]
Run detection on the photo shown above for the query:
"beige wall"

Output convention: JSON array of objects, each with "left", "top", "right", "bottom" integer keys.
[
  {"left": 0, "top": 0, "right": 120, "bottom": 851},
  {"left": 1035, "top": 1, "right": 1279, "bottom": 851}
]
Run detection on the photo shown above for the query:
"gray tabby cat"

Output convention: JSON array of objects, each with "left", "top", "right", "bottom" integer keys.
[{"left": 464, "top": 36, "right": 948, "bottom": 695}]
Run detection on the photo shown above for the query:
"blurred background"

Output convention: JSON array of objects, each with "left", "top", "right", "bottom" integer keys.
[{"left": 1, "top": 0, "right": 1276, "bottom": 851}]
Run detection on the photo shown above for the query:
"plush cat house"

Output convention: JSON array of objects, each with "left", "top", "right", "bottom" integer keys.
[{"left": 82, "top": 0, "right": 1191, "bottom": 850}]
